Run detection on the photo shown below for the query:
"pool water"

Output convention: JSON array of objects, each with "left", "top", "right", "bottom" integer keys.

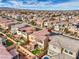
[{"left": 44, "top": 57, "right": 49, "bottom": 59}]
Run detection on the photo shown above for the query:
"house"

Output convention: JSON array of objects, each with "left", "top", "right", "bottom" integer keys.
[
  {"left": 54, "top": 24, "right": 60, "bottom": 31},
  {"left": 17, "top": 24, "right": 36, "bottom": 39},
  {"left": 34, "top": 19, "right": 44, "bottom": 28},
  {"left": 75, "top": 24, "right": 79, "bottom": 36},
  {"left": 42, "top": 20, "right": 48, "bottom": 28},
  {"left": 47, "top": 38, "right": 62, "bottom": 59},
  {"left": 29, "top": 28, "right": 50, "bottom": 50},
  {"left": 0, "top": 18, "right": 17, "bottom": 29},
  {"left": 11, "top": 23, "right": 27, "bottom": 33},
  {"left": 47, "top": 34, "right": 79, "bottom": 59},
  {"left": 68, "top": 24, "right": 77, "bottom": 33},
  {"left": 34, "top": 19, "right": 53, "bottom": 28}
]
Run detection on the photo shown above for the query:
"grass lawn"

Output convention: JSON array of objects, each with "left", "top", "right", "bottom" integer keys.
[
  {"left": 15, "top": 39, "right": 25, "bottom": 45},
  {"left": 32, "top": 49, "right": 43, "bottom": 55},
  {"left": 6, "top": 40, "right": 13, "bottom": 47}
]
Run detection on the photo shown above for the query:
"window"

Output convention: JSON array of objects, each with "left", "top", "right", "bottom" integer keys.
[
  {"left": 69, "top": 51, "right": 73, "bottom": 55},
  {"left": 48, "top": 50, "right": 56, "bottom": 55},
  {"left": 64, "top": 49, "right": 73, "bottom": 55},
  {"left": 23, "top": 30, "right": 26, "bottom": 32},
  {"left": 65, "top": 49, "right": 68, "bottom": 53}
]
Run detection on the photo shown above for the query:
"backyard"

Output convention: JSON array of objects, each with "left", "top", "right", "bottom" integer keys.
[
  {"left": 32, "top": 48, "right": 43, "bottom": 55},
  {"left": 15, "top": 39, "right": 25, "bottom": 45},
  {"left": 6, "top": 40, "right": 13, "bottom": 47}
]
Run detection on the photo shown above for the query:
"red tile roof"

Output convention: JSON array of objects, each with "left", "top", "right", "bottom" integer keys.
[
  {"left": 31, "top": 28, "right": 50, "bottom": 41},
  {"left": 0, "top": 18, "right": 17, "bottom": 26},
  {"left": 19, "top": 26, "right": 36, "bottom": 34}
]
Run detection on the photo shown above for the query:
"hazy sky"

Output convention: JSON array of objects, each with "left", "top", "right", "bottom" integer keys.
[{"left": 0, "top": 0, "right": 79, "bottom": 10}]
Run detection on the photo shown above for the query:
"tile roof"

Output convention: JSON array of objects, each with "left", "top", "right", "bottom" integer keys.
[
  {"left": 19, "top": 25, "right": 36, "bottom": 34},
  {"left": 9, "top": 48, "right": 19, "bottom": 57},
  {"left": 0, "top": 44, "right": 13, "bottom": 59},
  {"left": 31, "top": 28, "right": 50, "bottom": 41},
  {"left": 49, "top": 35, "right": 79, "bottom": 53},
  {"left": 11, "top": 23, "right": 28, "bottom": 29},
  {"left": 0, "top": 18, "right": 17, "bottom": 26}
]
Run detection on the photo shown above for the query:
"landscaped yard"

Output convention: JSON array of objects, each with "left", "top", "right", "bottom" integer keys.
[
  {"left": 32, "top": 48, "right": 43, "bottom": 55},
  {"left": 15, "top": 39, "right": 25, "bottom": 45},
  {"left": 6, "top": 40, "right": 13, "bottom": 47}
]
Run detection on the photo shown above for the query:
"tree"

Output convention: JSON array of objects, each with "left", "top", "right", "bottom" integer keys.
[
  {"left": 64, "top": 28, "right": 69, "bottom": 34},
  {"left": 30, "top": 20, "right": 36, "bottom": 26},
  {"left": 73, "top": 32, "right": 78, "bottom": 37}
]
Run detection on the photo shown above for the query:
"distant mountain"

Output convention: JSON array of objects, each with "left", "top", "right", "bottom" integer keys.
[{"left": 0, "top": 7, "right": 79, "bottom": 11}]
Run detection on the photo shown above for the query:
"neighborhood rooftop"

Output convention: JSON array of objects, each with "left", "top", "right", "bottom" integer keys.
[
  {"left": 0, "top": 44, "right": 13, "bottom": 59},
  {"left": 49, "top": 34, "right": 79, "bottom": 53}
]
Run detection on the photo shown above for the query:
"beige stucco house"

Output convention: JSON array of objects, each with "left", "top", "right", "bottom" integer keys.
[{"left": 47, "top": 35, "right": 79, "bottom": 59}]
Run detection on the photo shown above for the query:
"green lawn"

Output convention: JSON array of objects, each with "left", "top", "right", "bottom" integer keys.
[
  {"left": 6, "top": 40, "right": 13, "bottom": 47},
  {"left": 32, "top": 49, "right": 43, "bottom": 55},
  {"left": 15, "top": 39, "right": 25, "bottom": 45}
]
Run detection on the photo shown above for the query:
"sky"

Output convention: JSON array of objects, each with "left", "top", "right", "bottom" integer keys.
[{"left": 0, "top": 0, "right": 79, "bottom": 10}]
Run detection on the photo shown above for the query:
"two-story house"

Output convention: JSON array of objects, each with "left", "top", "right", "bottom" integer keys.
[
  {"left": 47, "top": 34, "right": 79, "bottom": 59},
  {"left": 29, "top": 28, "right": 50, "bottom": 50}
]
